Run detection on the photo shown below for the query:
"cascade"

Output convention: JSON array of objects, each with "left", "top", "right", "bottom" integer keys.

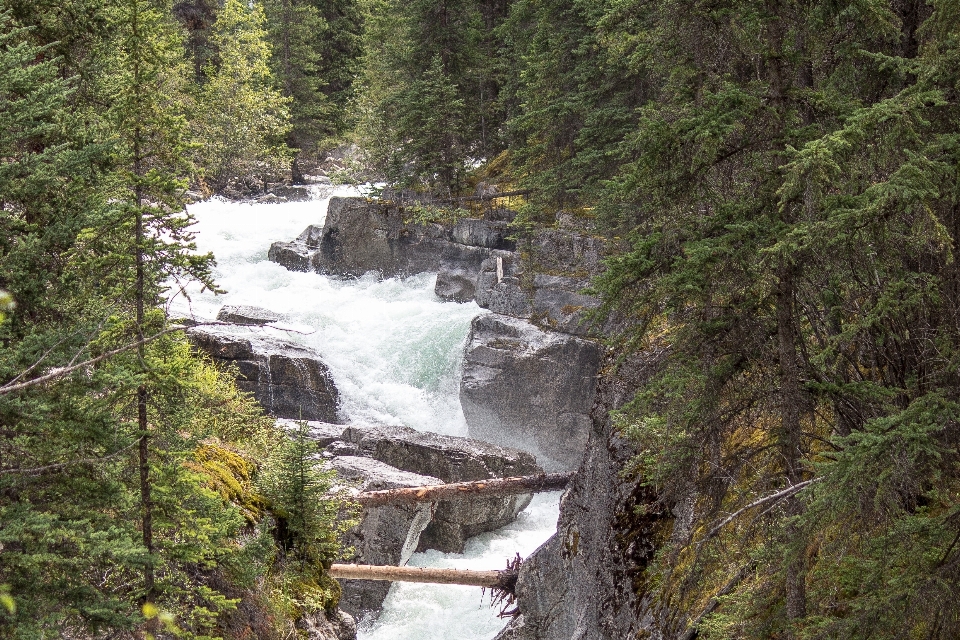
[{"left": 168, "top": 186, "right": 559, "bottom": 639}]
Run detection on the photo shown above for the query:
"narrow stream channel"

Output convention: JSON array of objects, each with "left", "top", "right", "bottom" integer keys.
[{"left": 168, "top": 187, "right": 559, "bottom": 639}]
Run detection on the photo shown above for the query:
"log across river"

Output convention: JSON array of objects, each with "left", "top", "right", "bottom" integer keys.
[
  {"left": 329, "top": 563, "right": 517, "bottom": 589},
  {"left": 353, "top": 472, "right": 572, "bottom": 507}
]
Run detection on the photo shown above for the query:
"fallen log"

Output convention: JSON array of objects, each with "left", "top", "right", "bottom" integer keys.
[
  {"left": 354, "top": 472, "right": 572, "bottom": 508},
  {"left": 329, "top": 563, "right": 518, "bottom": 590}
]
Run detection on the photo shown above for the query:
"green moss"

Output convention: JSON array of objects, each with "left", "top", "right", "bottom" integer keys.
[{"left": 190, "top": 443, "right": 269, "bottom": 523}]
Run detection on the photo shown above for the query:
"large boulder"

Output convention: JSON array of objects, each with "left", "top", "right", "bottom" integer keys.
[
  {"left": 216, "top": 305, "right": 282, "bottom": 326},
  {"left": 460, "top": 314, "right": 602, "bottom": 470},
  {"left": 187, "top": 327, "right": 341, "bottom": 423},
  {"left": 312, "top": 197, "right": 449, "bottom": 278},
  {"left": 331, "top": 456, "right": 440, "bottom": 618},
  {"left": 333, "top": 424, "right": 543, "bottom": 552},
  {"left": 298, "top": 610, "right": 357, "bottom": 640},
  {"left": 494, "top": 350, "right": 666, "bottom": 640}
]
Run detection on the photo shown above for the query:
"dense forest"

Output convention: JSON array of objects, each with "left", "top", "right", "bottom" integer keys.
[{"left": 2, "top": 0, "right": 960, "bottom": 638}]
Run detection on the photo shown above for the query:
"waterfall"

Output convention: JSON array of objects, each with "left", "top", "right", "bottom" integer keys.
[{"left": 168, "top": 186, "right": 559, "bottom": 639}]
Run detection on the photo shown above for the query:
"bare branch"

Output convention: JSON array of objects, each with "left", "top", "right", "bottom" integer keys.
[
  {"left": 699, "top": 478, "right": 820, "bottom": 546},
  {"left": 0, "top": 322, "right": 222, "bottom": 396},
  {"left": 0, "top": 441, "right": 137, "bottom": 476}
]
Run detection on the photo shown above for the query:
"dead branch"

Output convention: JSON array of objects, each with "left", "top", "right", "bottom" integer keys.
[
  {"left": 0, "top": 441, "right": 138, "bottom": 476},
  {"left": 700, "top": 478, "right": 820, "bottom": 546},
  {"left": 0, "top": 322, "right": 229, "bottom": 395}
]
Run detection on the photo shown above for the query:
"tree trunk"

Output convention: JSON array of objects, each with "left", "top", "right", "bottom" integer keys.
[
  {"left": 329, "top": 563, "right": 518, "bottom": 590},
  {"left": 354, "top": 473, "right": 572, "bottom": 508},
  {"left": 131, "top": 1, "right": 153, "bottom": 598},
  {"left": 777, "top": 265, "right": 806, "bottom": 620}
]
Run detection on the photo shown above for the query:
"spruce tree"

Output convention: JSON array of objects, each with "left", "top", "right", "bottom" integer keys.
[
  {"left": 262, "top": 0, "right": 363, "bottom": 165},
  {"left": 193, "top": 0, "right": 293, "bottom": 193},
  {"left": 258, "top": 421, "right": 348, "bottom": 611}
]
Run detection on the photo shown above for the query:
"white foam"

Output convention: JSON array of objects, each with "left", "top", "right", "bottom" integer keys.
[
  {"left": 171, "top": 191, "right": 561, "bottom": 638},
  {"left": 169, "top": 188, "right": 481, "bottom": 435},
  {"left": 358, "top": 492, "right": 561, "bottom": 640}
]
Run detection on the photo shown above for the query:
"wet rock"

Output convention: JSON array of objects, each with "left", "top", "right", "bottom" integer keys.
[
  {"left": 297, "top": 224, "right": 326, "bottom": 248},
  {"left": 330, "top": 456, "right": 440, "bottom": 617},
  {"left": 310, "top": 197, "right": 449, "bottom": 278},
  {"left": 265, "top": 224, "right": 326, "bottom": 272},
  {"left": 275, "top": 419, "right": 346, "bottom": 447},
  {"left": 434, "top": 243, "right": 496, "bottom": 303},
  {"left": 187, "top": 326, "right": 341, "bottom": 423},
  {"left": 298, "top": 609, "right": 357, "bottom": 640},
  {"left": 268, "top": 239, "right": 315, "bottom": 272},
  {"left": 452, "top": 218, "right": 516, "bottom": 251},
  {"left": 337, "top": 424, "right": 542, "bottom": 553},
  {"left": 460, "top": 314, "right": 602, "bottom": 470},
  {"left": 495, "top": 350, "right": 666, "bottom": 640},
  {"left": 216, "top": 305, "right": 283, "bottom": 326}
]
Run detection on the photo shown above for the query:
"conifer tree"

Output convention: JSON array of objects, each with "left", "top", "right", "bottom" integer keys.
[
  {"left": 262, "top": 0, "right": 363, "bottom": 165},
  {"left": 194, "top": 0, "right": 293, "bottom": 193},
  {"left": 258, "top": 421, "right": 349, "bottom": 610},
  {"left": 590, "top": 0, "right": 960, "bottom": 637},
  {"left": 357, "top": 0, "right": 512, "bottom": 192}
]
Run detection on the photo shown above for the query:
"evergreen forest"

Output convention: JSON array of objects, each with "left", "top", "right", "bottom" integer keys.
[{"left": 2, "top": 0, "right": 960, "bottom": 638}]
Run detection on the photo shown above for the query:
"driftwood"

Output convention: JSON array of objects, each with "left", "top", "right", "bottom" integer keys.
[
  {"left": 329, "top": 563, "right": 518, "bottom": 591},
  {"left": 353, "top": 473, "right": 572, "bottom": 508}
]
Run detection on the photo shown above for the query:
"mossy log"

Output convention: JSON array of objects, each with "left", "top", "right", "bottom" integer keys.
[{"left": 353, "top": 472, "right": 572, "bottom": 507}]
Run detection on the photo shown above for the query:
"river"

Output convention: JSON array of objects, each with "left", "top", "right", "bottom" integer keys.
[{"left": 167, "top": 185, "right": 558, "bottom": 639}]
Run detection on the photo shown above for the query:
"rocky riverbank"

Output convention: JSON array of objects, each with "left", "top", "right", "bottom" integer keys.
[
  {"left": 268, "top": 196, "right": 608, "bottom": 470},
  {"left": 261, "top": 195, "right": 655, "bottom": 638}
]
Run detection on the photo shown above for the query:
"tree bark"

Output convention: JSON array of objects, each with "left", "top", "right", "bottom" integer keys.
[
  {"left": 777, "top": 265, "right": 807, "bottom": 620},
  {"left": 354, "top": 473, "right": 572, "bottom": 508},
  {"left": 131, "top": 1, "right": 153, "bottom": 599}
]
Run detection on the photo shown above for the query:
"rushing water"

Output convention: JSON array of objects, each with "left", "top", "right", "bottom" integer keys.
[{"left": 169, "top": 186, "right": 559, "bottom": 639}]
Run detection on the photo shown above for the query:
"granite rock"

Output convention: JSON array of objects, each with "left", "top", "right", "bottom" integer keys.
[
  {"left": 460, "top": 314, "right": 602, "bottom": 470},
  {"left": 311, "top": 197, "right": 449, "bottom": 278},
  {"left": 187, "top": 326, "right": 341, "bottom": 423}
]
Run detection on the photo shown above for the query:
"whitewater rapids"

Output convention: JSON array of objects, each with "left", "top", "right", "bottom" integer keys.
[{"left": 168, "top": 186, "right": 558, "bottom": 639}]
